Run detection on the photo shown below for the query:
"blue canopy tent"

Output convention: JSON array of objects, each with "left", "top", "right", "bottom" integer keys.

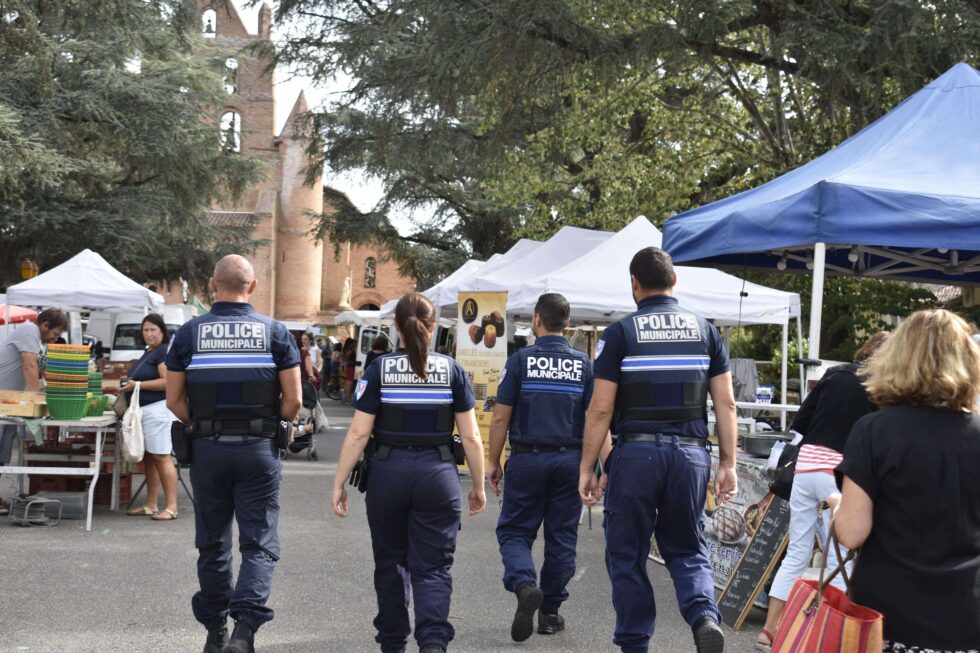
[{"left": 662, "top": 63, "right": 980, "bottom": 358}]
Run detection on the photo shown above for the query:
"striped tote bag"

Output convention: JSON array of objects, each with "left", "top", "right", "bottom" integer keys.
[{"left": 771, "top": 533, "right": 884, "bottom": 652}]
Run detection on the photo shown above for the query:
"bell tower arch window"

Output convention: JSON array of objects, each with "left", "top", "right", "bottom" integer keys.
[
  {"left": 201, "top": 9, "right": 216, "bottom": 38},
  {"left": 220, "top": 111, "right": 241, "bottom": 153}
]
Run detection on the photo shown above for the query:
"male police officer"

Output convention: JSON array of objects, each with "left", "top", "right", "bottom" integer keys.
[
  {"left": 487, "top": 293, "right": 594, "bottom": 643},
  {"left": 167, "top": 255, "right": 301, "bottom": 653},
  {"left": 579, "top": 248, "right": 738, "bottom": 653}
]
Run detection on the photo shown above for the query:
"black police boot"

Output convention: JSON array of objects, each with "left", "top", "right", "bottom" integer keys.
[
  {"left": 692, "top": 616, "right": 724, "bottom": 653},
  {"left": 202, "top": 624, "right": 228, "bottom": 653},
  {"left": 537, "top": 611, "right": 565, "bottom": 635},
  {"left": 510, "top": 582, "right": 544, "bottom": 642},
  {"left": 419, "top": 646, "right": 445, "bottom": 653},
  {"left": 221, "top": 620, "right": 255, "bottom": 653}
]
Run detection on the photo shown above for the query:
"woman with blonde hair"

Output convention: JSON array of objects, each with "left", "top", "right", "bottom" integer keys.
[{"left": 835, "top": 309, "right": 980, "bottom": 653}]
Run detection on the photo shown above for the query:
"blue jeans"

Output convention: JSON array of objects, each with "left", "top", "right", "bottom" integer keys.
[
  {"left": 496, "top": 448, "right": 581, "bottom": 612},
  {"left": 603, "top": 439, "right": 718, "bottom": 652},
  {"left": 189, "top": 437, "right": 282, "bottom": 632},
  {"left": 366, "top": 448, "right": 462, "bottom": 653}
]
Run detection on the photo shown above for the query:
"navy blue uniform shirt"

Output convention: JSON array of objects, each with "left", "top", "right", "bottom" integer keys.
[
  {"left": 131, "top": 345, "right": 167, "bottom": 407},
  {"left": 497, "top": 335, "right": 594, "bottom": 446},
  {"left": 166, "top": 302, "right": 300, "bottom": 374},
  {"left": 353, "top": 350, "right": 475, "bottom": 416},
  {"left": 593, "top": 296, "right": 729, "bottom": 438}
]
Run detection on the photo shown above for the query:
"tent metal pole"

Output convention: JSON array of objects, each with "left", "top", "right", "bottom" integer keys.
[
  {"left": 780, "top": 320, "right": 788, "bottom": 430},
  {"left": 808, "top": 243, "right": 826, "bottom": 360},
  {"left": 796, "top": 316, "right": 805, "bottom": 399}
]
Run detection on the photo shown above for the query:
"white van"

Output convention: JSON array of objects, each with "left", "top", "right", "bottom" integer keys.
[{"left": 88, "top": 305, "right": 195, "bottom": 361}]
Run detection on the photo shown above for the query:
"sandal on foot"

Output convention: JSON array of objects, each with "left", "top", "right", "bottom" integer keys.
[
  {"left": 755, "top": 628, "right": 774, "bottom": 651},
  {"left": 151, "top": 508, "right": 178, "bottom": 521},
  {"left": 126, "top": 505, "right": 157, "bottom": 516}
]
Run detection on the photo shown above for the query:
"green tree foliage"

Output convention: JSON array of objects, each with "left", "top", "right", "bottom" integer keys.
[
  {"left": 274, "top": 0, "right": 976, "bottom": 354},
  {"left": 0, "top": 0, "right": 265, "bottom": 289}
]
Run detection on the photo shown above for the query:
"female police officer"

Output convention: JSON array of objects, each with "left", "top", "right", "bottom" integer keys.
[{"left": 332, "top": 292, "right": 487, "bottom": 653}]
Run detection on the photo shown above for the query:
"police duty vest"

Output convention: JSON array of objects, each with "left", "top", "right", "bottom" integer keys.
[
  {"left": 511, "top": 343, "right": 588, "bottom": 446},
  {"left": 375, "top": 352, "right": 455, "bottom": 446},
  {"left": 616, "top": 306, "right": 711, "bottom": 424},
  {"left": 184, "top": 312, "right": 280, "bottom": 421}
]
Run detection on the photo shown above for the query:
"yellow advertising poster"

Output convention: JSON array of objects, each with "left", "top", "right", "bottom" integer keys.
[{"left": 456, "top": 291, "right": 508, "bottom": 462}]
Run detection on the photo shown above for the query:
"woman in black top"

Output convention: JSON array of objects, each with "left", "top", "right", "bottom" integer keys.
[
  {"left": 836, "top": 310, "right": 980, "bottom": 652},
  {"left": 122, "top": 314, "right": 180, "bottom": 521},
  {"left": 757, "top": 332, "right": 888, "bottom": 650}
]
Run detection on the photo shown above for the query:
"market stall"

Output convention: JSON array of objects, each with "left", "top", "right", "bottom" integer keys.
[
  {"left": 2, "top": 251, "right": 158, "bottom": 528},
  {"left": 0, "top": 413, "right": 121, "bottom": 532},
  {"left": 662, "top": 62, "right": 980, "bottom": 360}
]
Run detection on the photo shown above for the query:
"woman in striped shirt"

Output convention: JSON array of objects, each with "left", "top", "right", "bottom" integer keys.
[{"left": 755, "top": 331, "right": 889, "bottom": 651}]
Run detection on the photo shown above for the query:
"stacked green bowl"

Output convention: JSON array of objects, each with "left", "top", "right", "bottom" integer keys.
[{"left": 46, "top": 344, "right": 91, "bottom": 419}]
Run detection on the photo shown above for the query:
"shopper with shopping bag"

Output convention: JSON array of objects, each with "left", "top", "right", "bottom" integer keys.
[{"left": 834, "top": 309, "right": 980, "bottom": 653}]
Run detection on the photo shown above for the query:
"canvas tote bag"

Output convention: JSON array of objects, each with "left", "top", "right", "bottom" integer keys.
[{"left": 120, "top": 381, "right": 145, "bottom": 463}]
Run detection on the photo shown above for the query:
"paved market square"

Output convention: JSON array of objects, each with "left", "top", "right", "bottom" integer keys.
[{"left": 1, "top": 401, "right": 763, "bottom": 653}]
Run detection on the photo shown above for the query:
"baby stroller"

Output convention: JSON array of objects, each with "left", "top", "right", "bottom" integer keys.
[{"left": 286, "top": 379, "right": 320, "bottom": 460}]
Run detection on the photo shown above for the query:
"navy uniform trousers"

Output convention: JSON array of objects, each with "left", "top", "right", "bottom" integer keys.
[
  {"left": 496, "top": 448, "right": 581, "bottom": 612},
  {"left": 603, "top": 438, "right": 719, "bottom": 653},
  {"left": 366, "top": 448, "right": 462, "bottom": 653},
  {"left": 190, "top": 436, "right": 282, "bottom": 632}
]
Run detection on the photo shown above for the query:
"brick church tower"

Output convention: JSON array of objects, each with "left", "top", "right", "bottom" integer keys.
[{"left": 191, "top": 2, "right": 414, "bottom": 323}]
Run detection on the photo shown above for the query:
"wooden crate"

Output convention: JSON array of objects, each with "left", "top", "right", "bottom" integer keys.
[{"left": 0, "top": 390, "right": 47, "bottom": 417}]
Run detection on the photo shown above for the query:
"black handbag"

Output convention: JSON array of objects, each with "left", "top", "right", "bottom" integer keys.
[{"left": 769, "top": 442, "right": 799, "bottom": 501}]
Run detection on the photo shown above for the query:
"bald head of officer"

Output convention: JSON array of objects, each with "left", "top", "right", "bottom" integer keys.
[{"left": 211, "top": 255, "right": 256, "bottom": 300}]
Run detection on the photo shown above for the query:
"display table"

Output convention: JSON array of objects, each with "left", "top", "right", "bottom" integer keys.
[{"left": 0, "top": 414, "right": 120, "bottom": 532}]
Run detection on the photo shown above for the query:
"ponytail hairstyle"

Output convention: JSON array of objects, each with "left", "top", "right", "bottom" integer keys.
[{"left": 395, "top": 292, "right": 436, "bottom": 379}]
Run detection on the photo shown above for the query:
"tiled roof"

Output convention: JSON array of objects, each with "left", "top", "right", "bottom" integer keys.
[{"left": 208, "top": 211, "right": 256, "bottom": 227}]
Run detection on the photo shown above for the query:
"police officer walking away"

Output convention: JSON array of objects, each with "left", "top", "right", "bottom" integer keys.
[
  {"left": 166, "top": 255, "right": 301, "bottom": 653},
  {"left": 331, "top": 292, "right": 487, "bottom": 653},
  {"left": 579, "top": 247, "right": 738, "bottom": 653},
  {"left": 487, "top": 293, "right": 594, "bottom": 642}
]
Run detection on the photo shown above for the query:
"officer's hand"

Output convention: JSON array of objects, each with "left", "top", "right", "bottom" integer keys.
[
  {"left": 715, "top": 465, "right": 737, "bottom": 504},
  {"left": 468, "top": 487, "right": 486, "bottom": 516},
  {"left": 579, "top": 470, "right": 603, "bottom": 506},
  {"left": 332, "top": 483, "right": 348, "bottom": 518},
  {"left": 487, "top": 462, "right": 503, "bottom": 496}
]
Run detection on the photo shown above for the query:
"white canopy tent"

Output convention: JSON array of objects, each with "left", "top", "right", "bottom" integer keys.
[
  {"left": 503, "top": 217, "right": 801, "bottom": 422},
  {"left": 333, "top": 310, "right": 388, "bottom": 326},
  {"left": 6, "top": 249, "right": 164, "bottom": 313},
  {"left": 507, "top": 217, "right": 801, "bottom": 326},
  {"left": 432, "top": 239, "right": 542, "bottom": 313},
  {"left": 470, "top": 227, "right": 613, "bottom": 294},
  {"left": 5, "top": 249, "right": 164, "bottom": 343},
  {"left": 379, "top": 258, "right": 487, "bottom": 318}
]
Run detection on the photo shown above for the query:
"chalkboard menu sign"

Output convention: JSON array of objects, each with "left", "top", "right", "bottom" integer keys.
[{"left": 717, "top": 494, "right": 792, "bottom": 629}]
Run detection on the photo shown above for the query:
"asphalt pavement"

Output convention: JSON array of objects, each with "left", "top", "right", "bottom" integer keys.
[{"left": 0, "top": 401, "right": 763, "bottom": 652}]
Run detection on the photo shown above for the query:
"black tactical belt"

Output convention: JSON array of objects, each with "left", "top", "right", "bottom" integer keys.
[
  {"left": 512, "top": 443, "right": 582, "bottom": 454},
  {"left": 375, "top": 435, "right": 453, "bottom": 448},
  {"left": 618, "top": 433, "right": 710, "bottom": 449},
  {"left": 192, "top": 418, "right": 278, "bottom": 438}
]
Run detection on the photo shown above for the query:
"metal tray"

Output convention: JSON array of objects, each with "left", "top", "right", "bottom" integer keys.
[{"left": 741, "top": 431, "right": 793, "bottom": 458}]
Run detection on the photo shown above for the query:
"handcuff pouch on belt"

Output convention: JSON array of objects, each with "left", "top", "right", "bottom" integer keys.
[
  {"left": 349, "top": 438, "right": 376, "bottom": 493},
  {"left": 171, "top": 422, "right": 192, "bottom": 465},
  {"left": 451, "top": 434, "right": 466, "bottom": 465}
]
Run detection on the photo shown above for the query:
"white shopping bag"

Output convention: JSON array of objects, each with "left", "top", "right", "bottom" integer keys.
[{"left": 121, "top": 382, "right": 145, "bottom": 462}]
